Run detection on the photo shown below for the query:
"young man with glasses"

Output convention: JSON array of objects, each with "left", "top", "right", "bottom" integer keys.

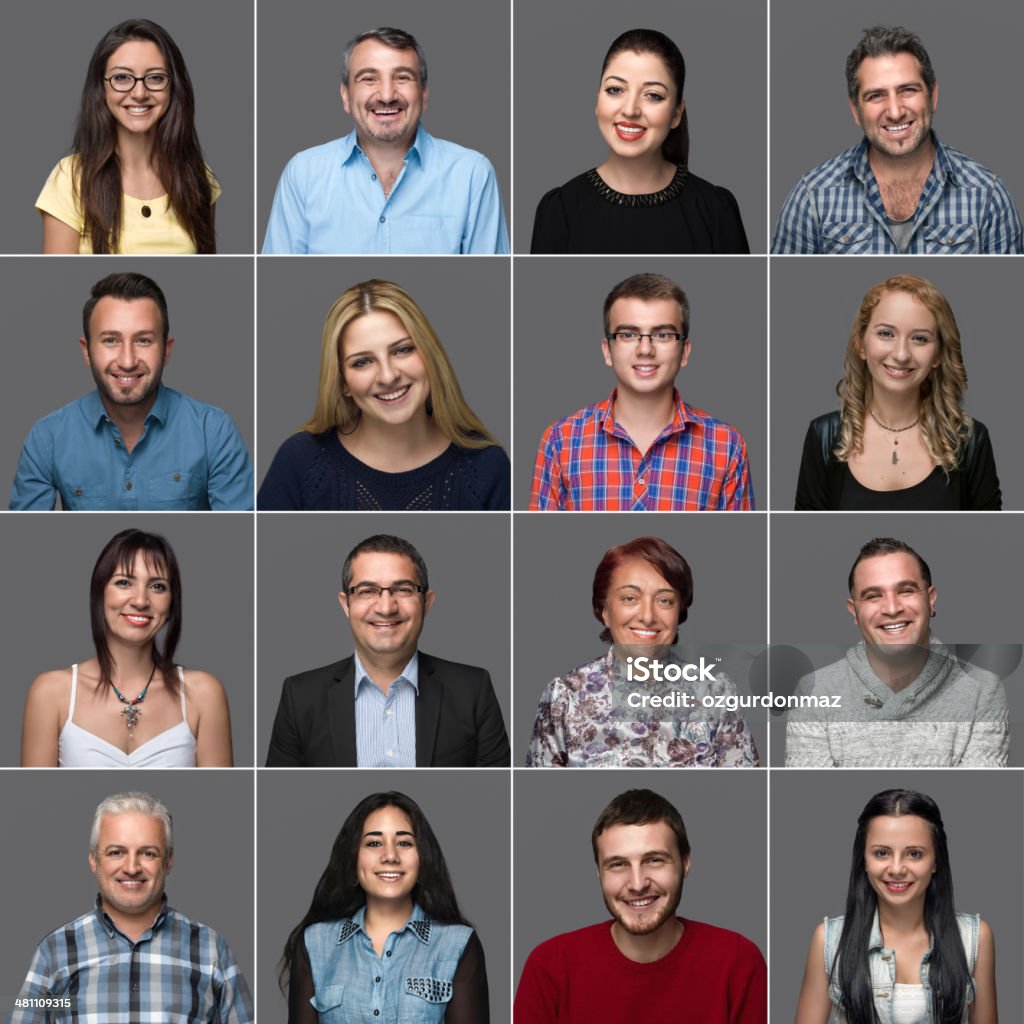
[
  {"left": 265, "top": 534, "right": 511, "bottom": 767},
  {"left": 530, "top": 273, "right": 754, "bottom": 510}
]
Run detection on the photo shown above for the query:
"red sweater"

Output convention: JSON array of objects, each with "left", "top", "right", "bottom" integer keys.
[{"left": 514, "top": 918, "right": 766, "bottom": 1024}]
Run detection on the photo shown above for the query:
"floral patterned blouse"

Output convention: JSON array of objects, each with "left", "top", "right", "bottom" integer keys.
[{"left": 525, "top": 650, "right": 760, "bottom": 767}]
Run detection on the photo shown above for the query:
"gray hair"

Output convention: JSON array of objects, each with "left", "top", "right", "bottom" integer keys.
[
  {"left": 846, "top": 26, "right": 936, "bottom": 102},
  {"left": 90, "top": 792, "right": 174, "bottom": 858},
  {"left": 341, "top": 28, "right": 428, "bottom": 86}
]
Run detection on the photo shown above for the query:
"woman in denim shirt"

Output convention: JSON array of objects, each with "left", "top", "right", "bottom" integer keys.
[
  {"left": 282, "top": 791, "right": 489, "bottom": 1023},
  {"left": 794, "top": 789, "right": 996, "bottom": 1024}
]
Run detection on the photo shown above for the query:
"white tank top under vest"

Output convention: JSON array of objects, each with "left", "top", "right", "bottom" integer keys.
[
  {"left": 58, "top": 664, "right": 197, "bottom": 767},
  {"left": 892, "top": 983, "right": 927, "bottom": 1024}
]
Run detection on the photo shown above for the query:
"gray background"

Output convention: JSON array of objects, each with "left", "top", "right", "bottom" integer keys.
[
  {"left": 0, "top": 770, "right": 254, "bottom": 1006},
  {"left": 770, "top": 770, "right": 1024, "bottom": 1023},
  {"left": 769, "top": 513, "right": 1024, "bottom": 764},
  {"left": 770, "top": 257, "right": 1024, "bottom": 510},
  {"left": 256, "top": 0, "right": 511, "bottom": 246},
  {"left": 513, "top": 256, "right": 767, "bottom": 509},
  {"left": 513, "top": 770, "right": 767, "bottom": 982},
  {"left": 256, "top": 257, "right": 511, "bottom": 487},
  {"left": 0, "top": 0, "right": 255, "bottom": 254},
  {"left": 257, "top": 770, "right": 511, "bottom": 1023},
  {"left": 513, "top": 0, "right": 768, "bottom": 252},
  {"left": 513, "top": 514, "right": 768, "bottom": 763},
  {"left": 256, "top": 513, "right": 511, "bottom": 764},
  {"left": 0, "top": 257, "right": 255, "bottom": 502},
  {"left": 769, "top": 0, "right": 1024, "bottom": 231},
  {"left": 0, "top": 513, "right": 255, "bottom": 766}
]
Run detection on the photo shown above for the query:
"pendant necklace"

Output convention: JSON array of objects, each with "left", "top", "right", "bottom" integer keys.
[
  {"left": 110, "top": 664, "right": 157, "bottom": 733},
  {"left": 869, "top": 408, "right": 919, "bottom": 465}
]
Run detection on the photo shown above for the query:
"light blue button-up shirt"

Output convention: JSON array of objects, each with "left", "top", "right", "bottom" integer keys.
[
  {"left": 9, "top": 385, "right": 254, "bottom": 510},
  {"left": 262, "top": 127, "right": 509, "bottom": 254},
  {"left": 354, "top": 651, "right": 418, "bottom": 767}
]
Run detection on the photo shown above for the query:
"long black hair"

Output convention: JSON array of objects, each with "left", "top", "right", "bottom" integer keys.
[
  {"left": 831, "top": 790, "right": 972, "bottom": 1024},
  {"left": 280, "top": 792, "right": 470, "bottom": 989}
]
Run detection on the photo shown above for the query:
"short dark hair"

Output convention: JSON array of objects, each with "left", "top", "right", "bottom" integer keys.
[
  {"left": 603, "top": 273, "right": 690, "bottom": 339},
  {"left": 845, "top": 26, "right": 936, "bottom": 102},
  {"left": 342, "top": 534, "right": 429, "bottom": 592},
  {"left": 848, "top": 537, "right": 932, "bottom": 595},
  {"left": 341, "top": 27, "right": 428, "bottom": 86},
  {"left": 592, "top": 536, "right": 693, "bottom": 644},
  {"left": 82, "top": 272, "right": 170, "bottom": 343},
  {"left": 592, "top": 789, "right": 691, "bottom": 864}
]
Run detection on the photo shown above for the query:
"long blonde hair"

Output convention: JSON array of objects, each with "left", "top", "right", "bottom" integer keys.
[
  {"left": 303, "top": 279, "right": 498, "bottom": 449},
  {"left": 834, "top": 275, "right": 971, "bottom": 472}
]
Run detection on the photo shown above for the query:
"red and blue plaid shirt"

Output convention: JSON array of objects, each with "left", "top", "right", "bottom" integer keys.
[{"left": 530, "top": 390, "right": 754, "bottom": 510}]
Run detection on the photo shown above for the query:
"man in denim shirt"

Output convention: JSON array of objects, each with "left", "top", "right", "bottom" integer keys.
[{"left": 9, "top": 272, "right": 253, "bottom": 510}]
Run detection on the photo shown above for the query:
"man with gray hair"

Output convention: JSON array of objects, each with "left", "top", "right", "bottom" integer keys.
[
  {"left": 772, "top": 26, "right": 1022, "bottom": 253},
  {"left": 262, "top": 26, "right": 508, "bottom": 253},
  {"left": 11, "top": 792, "right": 253, "bottom": 1023}
]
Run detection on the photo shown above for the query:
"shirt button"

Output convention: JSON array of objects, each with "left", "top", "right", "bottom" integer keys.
[
  {"left": 374, "top": 1012, "right": 380, "bottom": 1017},
  {"left": 125, "top": 482, "right": 133, "bottom": 491},
  {"left": 173, "top": 472, "right": 181, "bottom": 481},
  {"left": 74, "top": 488, "right": 83, "bottom": 496},
  {"left": 386, "top": 950, "right": 392, "bottom": 957},
  {"left": 375, "top": 976, "right": 381, "bottom": 983},
  {"left": 372, "top": 174, "right": 377, "bottom": 180},
  {"left": 385, "top": 709, "right": 393, "bottom": 717},
  {"left": 637, "top": 478, "right": 645, "bottom": 487},
  {"left": 386, "top": 749, "right": 394, "bottom": 758},
  {"left": 379, "top": 215, "right": 386, "bottom": 223},
  {"left": 114, "top": 438, "right": 121, "bottom": 446}
]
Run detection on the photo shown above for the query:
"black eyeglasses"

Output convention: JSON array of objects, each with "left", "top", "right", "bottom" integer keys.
[
  {"left": 345, "top": 583, "right": 427, "bottom": 602},
  {"left": 104, "top": 72, "right": 171, "bottom": 93},
  {"left": 606, "top": 331, "right": 685, "bottom": 345}
]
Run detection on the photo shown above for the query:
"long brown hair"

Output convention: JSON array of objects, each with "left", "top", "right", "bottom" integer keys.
[{"left": 72, "top": 19, "right": 215, "bottom": 253}]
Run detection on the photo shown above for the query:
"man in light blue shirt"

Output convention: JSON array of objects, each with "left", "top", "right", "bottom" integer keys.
[
  {"left": 9, "top": 272, "right": 253, "bottom": 511},
  {"left": 262, "top": 26, "right": 508, "bottom": 254}
]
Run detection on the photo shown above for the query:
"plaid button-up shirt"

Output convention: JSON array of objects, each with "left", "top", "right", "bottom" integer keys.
[
  {"left": 530, "top": 390, "right": 754, "bottom": 511},
  {"left": 11, "top": 898, "right": 253, "bottom": 1024},
  {"left": 771, "top": 133, "right": 1023, "bottom": 254}
]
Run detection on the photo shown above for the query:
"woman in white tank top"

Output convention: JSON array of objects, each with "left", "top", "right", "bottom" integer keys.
[{"left": 20, "top": 528, "right": 233, "bottom": 767}]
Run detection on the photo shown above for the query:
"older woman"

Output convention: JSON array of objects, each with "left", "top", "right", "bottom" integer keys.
[
  {"left": 257, "top": 279, "right": 509, "bottom": 510},
  {"left": 795, "top": 275, "right": 1000, "bottom": 510},
  {"left": 530, "top": 28, "right": 748, "bottom": 254},
  {"left": 282, "top": 791, "right": 489, "bottom": 1023},
  {"left": 526, "top": 536, "right": 759, "bottom": 767},
  {"left": 21, "top": 529, "right": 233, "bottom": 767}
]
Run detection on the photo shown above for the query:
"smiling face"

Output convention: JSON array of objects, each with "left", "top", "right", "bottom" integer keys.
[
  {"left": 104, "top": 39, "right": 170, "bottom": 137},
  {"left": 89, "top": 812, "right": 172, "bottom": 929},
  {"left": 601, "top": 557, "right": 681, "bottom": 652},
  {"left": 859, "top": 290, "right": 940, "bottom": 398},
  {"left": 597, "top": 821, "right": 687, "bottom": 940},
  {"left": 104, "top": 550, "right": 172, "bottom": 646},
  {"left": 357, "top": 805, "right": 420, "bottom": 908},
  {"left": 341, "top": 39, "right": 427, "bottom": 146},
  {"left": 602, "top": 296, "right": 689, "bottom": 400},
  {"left": 340, "top": 310, "right": 432, "bottom": 429},
  {"left": 864, "top": 814, "right": 935, "bottom": 909},
  {"left": 596, "top": 50, "right": 683, "bottom": 162},
  {"left": 847, "top": 551, "right": 936, "bottom": 652},
  {"left": 850, "top": 52, "right": 937, "bottom": 160}
]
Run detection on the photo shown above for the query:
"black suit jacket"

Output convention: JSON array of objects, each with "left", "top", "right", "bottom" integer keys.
[{"left": 265, "top": 652, "right": 511, "bottom": 766}]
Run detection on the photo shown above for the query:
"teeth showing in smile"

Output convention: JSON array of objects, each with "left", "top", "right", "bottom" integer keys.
[
  {"left": 127, "top": 107, "right": 151, "bottom": 113},
  {"left": 374, "top": 108, "right": 400, "bottom": 115},
  {"left": 884, "top": 881, "right": 910, "bottom": 890},
  {"left": 884, "top": 123, "right": 911, "bottom": 132},
  {"left": 625, "top": 896, "right": 657, "bottom": 908},
  {"left": 881, "top": 623, "right": 908, "bottom": 632},
  {"left": 632, "top": 629, "right": 658, "bottom": 639},
  {"left": 883, "top": 365, "right": 913, "bottom": 376},
  {"left": 124, "top": 615, "right": 152, "bottom": 625},
  {"left": 376, "top": 385, "right": 411, "bottom": 402},
  {"left": 617, "top": 124, "right": 645, "bottom": 135},
  {"left": 377, "top": 873, "right": 403, "bottom": 881}
]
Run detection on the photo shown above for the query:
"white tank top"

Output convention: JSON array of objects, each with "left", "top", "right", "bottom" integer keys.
[
  {"left": 892, "top": 983, "right": 927, "bottom": 1024},
  {"left": 58, "top": 664, "right": 197, "bottom": 767}
]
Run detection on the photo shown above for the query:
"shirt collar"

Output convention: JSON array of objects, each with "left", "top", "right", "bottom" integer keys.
[
  {"left": 600, "top": 388, "right": 690, "bottom": 436},
  {"left": 85, "top": 384, "right": 170, "bottom": 430},
  {"left": 93, "top": 893, "right": 169, "bottom": 939},
  {"left": 338, "top": 903, "right": 432, "bottom": 945},
  {"left": 341, "top": 125, "right": 430, "bottom": 168},
  {"left": 353, "top": 651, "right": 420, "bottom": 697}
]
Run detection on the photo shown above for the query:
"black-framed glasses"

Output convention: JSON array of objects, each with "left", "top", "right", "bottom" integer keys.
[
  {"left": 606, "top": 331, "right": 685, "bottom": 345},
  {"left": 345, "top": 583, "right": 427, "bottom": 602},
  {"left": 104, "top": 72, "right": 171, "bottom": 93}
]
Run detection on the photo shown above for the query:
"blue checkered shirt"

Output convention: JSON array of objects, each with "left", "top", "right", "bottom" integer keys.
[
  {"left": 10, "top": 899, "right": 253, "bottom": 1024},
  {"left": 771, "top": 133, "right": 1023, "bottom": 254}
]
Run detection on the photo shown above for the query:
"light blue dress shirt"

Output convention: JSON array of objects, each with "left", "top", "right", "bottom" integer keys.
[
  {"left": 262, "top": 127, "right": 509, "bottom": 254},
  {"left": 354, "top": 651, "right": 418, "bottom": 767},
  {"left": 10, "top": 386, "right": 254, "bottom": 510}
]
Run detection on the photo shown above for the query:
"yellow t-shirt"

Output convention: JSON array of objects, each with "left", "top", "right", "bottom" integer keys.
[{"left": 35, "top": 156, "right": 221, "bottom": 254}]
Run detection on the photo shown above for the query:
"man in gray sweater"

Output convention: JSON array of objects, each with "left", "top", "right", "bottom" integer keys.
[{"left": 785, "top": 537, "right": 1009, "bottom": 767}]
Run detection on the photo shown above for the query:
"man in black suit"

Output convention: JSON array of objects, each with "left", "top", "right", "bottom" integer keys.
[{"left": 266, "top": 534, "right": 510, "bottom": 766}]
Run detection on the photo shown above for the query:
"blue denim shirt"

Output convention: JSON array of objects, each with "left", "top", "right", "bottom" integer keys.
[
  {"left": 304, "top": 905, "right": 472, "bottom": 1023},
  {"left": 823, "top": 911, "right": 978, "bottom": 1023},
  {"left": 10, "top": 386, "right": 254, "bottom": 510}
]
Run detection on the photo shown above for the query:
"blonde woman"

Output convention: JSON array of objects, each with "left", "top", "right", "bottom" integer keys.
[
  {"left": 258, "top": 280, "right": 509, "bottom": 510},
  {"left": 795, "top": 275, "right": 1000, "bottom": 510}
]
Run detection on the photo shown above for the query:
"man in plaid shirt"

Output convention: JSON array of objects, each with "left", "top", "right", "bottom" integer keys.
[
  {"left": 772, "top": 26, "right": 1022, "bottom": 254},
  {"left": 11, "top": 792, "right": 253, "bottom": 1024},
  {"left": 530, "top": 273, "right": 754, "bottom": 511}
]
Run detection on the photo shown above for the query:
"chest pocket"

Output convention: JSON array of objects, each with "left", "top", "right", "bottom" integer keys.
[
  {"left": 310, "top": 982, "right": 346, "bottom": 1022},
  {"left": 402, "top": 962, "right": 457, "bottom": 1021},
  {"left": 917, "top": 223, "right": 977, "bottom": 253},
  {"left": 141, "top": 469, "right": 205, "bottom": 509},
  {"left": 391, "top": 216, "right": 462, "bottom": 253},
  {"left": 821, "top": 221, "right": 874, "bottom": 253}
]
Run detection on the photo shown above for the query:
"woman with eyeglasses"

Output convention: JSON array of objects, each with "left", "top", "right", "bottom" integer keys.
[
  {"left": 36, "top": 19, "right": 218, "bottom": 253},
  {"left": 257, "top": 279, "right": 510, "bottom": 511}
]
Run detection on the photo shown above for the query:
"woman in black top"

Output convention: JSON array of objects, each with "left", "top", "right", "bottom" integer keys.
[
  {"left": 530, "top": 28, "right": 748, "bottom": 254},
  {"left": 795, "top": 275, "right": 1000, "bottom": 510}
]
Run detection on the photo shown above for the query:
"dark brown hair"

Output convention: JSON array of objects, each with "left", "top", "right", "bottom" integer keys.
[{"left": 591, "top": 788, "right": 691, "bottom": 863}]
